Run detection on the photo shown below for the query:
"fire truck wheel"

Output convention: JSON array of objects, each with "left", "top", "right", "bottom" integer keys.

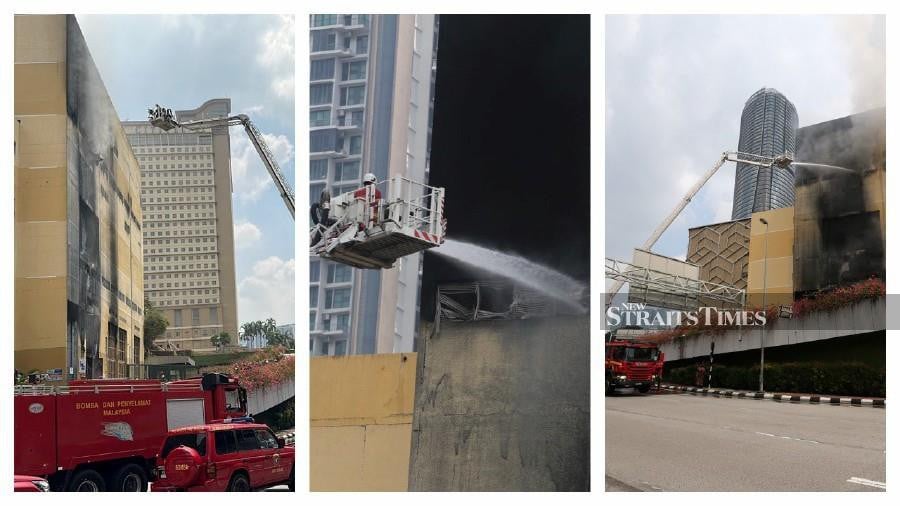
[
  {"left": 288, "top": 466, "right": 294, "bottom": 491},
  {"left": 113, "top": 464, "right": 148, "bottom": 492},
  {"left": 227, "top": 472, "right": 251, "bottom": 492},
  {"left": 69, "top": 469, "right": 106, "bottom": 492}
]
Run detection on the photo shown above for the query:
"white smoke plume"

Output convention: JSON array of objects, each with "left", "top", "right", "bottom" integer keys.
[{"left": 836, "top": 16, "right": 885, "bottom": 112}]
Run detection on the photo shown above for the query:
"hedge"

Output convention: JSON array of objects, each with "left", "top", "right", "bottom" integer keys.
[{"left": 666, "top": 362, "right": 885, "bottom": 398}]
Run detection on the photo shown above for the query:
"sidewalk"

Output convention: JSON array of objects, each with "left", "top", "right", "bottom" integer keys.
[{"left": 660, "top": 384, "right": 885, "bottom": 408}]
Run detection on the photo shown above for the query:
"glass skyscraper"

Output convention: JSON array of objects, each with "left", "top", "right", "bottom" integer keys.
[{"left": 731, "top": 87, "right": 799, "bottom": 220}]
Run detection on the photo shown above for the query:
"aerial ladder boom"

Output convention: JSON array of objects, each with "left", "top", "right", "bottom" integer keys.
[
  {"left": 148, "top": 105, "right": 295, "bottom": 219},
  {"left": 606, "top": 151, "right": 793, "bottom": 305}
]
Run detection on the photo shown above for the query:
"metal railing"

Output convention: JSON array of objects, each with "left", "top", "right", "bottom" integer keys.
[{"left": 605, "top": 257, "right": 746, "bottom": 309}]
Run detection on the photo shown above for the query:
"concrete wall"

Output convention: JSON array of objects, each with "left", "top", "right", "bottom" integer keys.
[
  {"left": 409, "top": 316, "right": 590, "bottom": 491},
  {"left": 659, "top": 297, "right": 885, "bottom": 362},
  {"left": 310, "top": 353, "right": 416, "bottom": 491},
  {"left": 247, "top": 379, "right": 295, "bottom": 416},
  {"left": 747, "top": 207, "right": 794, "bottom": 307}
]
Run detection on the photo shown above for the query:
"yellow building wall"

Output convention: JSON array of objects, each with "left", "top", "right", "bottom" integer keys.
[
  {"left": 310, "top": 353, "right": 416, "bottom": 491},
  {"left": 14, "top": 15, "right": 69, "bottom": 375},
  {"left": 14, "top": 14, "right": 144, "bottom": 379},
  {"left": 747, "top": 206, "right": 794, "bottom": 307}
]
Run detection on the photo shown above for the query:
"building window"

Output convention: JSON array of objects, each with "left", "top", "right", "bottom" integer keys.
[
  {"left": 340, "top": 85, "right": 365, "bottom": 106},
  {"left": 312, "top": 15, "right": 338, "bottom": 27},
  {"left": 174, "top": 309, "right": 182, "bottom": 327},
  {"left": 310, "top": 286, "right": 319, "bottom": 307},
  {"left": 327, "top": 263, "right": 352, "bottom": 284},
  {"left": 209, "top": 307, "right": 218, "bottom": 324},
  {"left": 357, "top": 36, "right": 368, "bottom": 55},
  {"left": 334, "top": 313, "right": 350, "bottom": 333},
  {"left": 312, "top": 31, "right": 336, "bottom": 52},
  {"left": 311, "top": 83, "right": 333, "bottom": 105},
  {"left": 321, "top": 340, "right": 330, "bottom": 356},
  {"left": 335, "top": 161, "right": 360, "bottom": 182},
  {"left": 310, "top": 58, "right": 335, "bottom": 81},
  {"left": 342, "top": 61, "right": 367, "bottom": 81},
  {"left": 310, "top": 312, "right": 317, "bottom": 331},
  {"left": 310, "top": 183, "right": 326, "bottom": 204},
  {"left": 334, "top": 340, "right": 347, "bottom": 356},
  {"left": 192, "top": 308, "right": 200, "bottom": 326},
  {"left": 310, "top": 260, "right": 321, "bottom": 282},
  {"left": 307, "top": 161, "right": 328, "bottom": 184},
  {"left": 350, "top": 110, "right": 364, "bottom": 127},
  {"left": 324, "top": 288, "right": 351, "bottom": 309},
  {"left": 348, "top": 135, "right": 362, "bottom": 155},
  {"left": 310, "top": 109, "right": 331, "bottom": 127}
]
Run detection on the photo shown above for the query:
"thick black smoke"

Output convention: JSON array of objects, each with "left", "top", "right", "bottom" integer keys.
[{"left": 421, "top": 15, "right": 590, "bottom": 320}]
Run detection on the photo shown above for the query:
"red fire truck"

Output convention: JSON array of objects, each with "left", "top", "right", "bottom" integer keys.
[
  {"left": 14, "top": 373, "right": 247, "bottom": 492},
  {"left": 605, "top": 339, "right": 665, "bottom": 394}
]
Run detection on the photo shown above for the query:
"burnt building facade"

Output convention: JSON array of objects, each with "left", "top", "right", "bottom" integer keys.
[{"left": 793, "top": 108, "right": 886, "bottom": 295}]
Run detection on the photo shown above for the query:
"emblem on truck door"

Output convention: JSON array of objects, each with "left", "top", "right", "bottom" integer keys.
[
  {"left": 28, "top": 403, "right": 44, "bottom": 414},
  {"left": 101, "top": 422, "right": 134, "bottom": 441}
]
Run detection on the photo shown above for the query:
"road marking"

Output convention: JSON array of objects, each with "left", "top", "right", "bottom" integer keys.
[
  {"left": 755, "top": 431, "right": 821, "bottom": 444},
  {"left": 847, "top": 477, "right": 886, "bottom": 490}
]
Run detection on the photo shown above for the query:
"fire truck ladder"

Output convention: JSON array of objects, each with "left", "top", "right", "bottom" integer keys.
[
  {"left": 148, "top": 105, "right": 295, "bottom": 219},
  {"left": 606, "top": 151, "right": 792, "bottom": 305},
  {"left": 605, "top": 257, "right": 746, "bottom": 309}
]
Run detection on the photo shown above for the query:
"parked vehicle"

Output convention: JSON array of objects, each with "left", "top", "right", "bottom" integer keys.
[
  {"left": 14, "top": 373, "right": 247, "bottom": 491},
  {"left": 605, "top": 339, "right": 664, "bottom": 394},
  {"left": 14, "top": 475, "right": 50, "bottom": 492},
  {"left": 152, "top": 419, "right": 295, "bottom": 492}
]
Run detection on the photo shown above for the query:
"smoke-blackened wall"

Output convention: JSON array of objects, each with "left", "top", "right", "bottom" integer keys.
[
  {"left": 65, "top": 15, "right": 143, "bottom": 378},
  {"left": 421, "top": 15, "right": 590, "bottom": 320},
  {"left": 793, "top": 108, "right": 886, "bottom": 295}
]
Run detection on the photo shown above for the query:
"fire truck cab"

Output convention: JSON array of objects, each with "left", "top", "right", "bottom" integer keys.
[
  {"left": 605, "top": 339, "right": 664, "bottom": 394},
  {"left": 14, "top": 373, "right": 246, "bottom": 492}
]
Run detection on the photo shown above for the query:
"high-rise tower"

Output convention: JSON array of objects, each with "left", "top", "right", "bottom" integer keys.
[{"left": 731, "top": 87, "right": 799, "bottom": 220}]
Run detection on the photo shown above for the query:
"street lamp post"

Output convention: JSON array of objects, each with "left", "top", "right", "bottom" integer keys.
[{"left": 758, "top": 217, "right": 769, "bottom": 392}]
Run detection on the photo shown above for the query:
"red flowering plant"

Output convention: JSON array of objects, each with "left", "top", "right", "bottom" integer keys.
[
  {"left": 202, "top": 346, "right": 295, "bottom": 391},
  {"left": 639, "top": 305, "right": 778, "bottom": 345},
  {"left": 638, "top": 277, "right": 885, "bottom": 344},
  {"left": 791, "top": 277, "right": 885, "bottom": 318}
]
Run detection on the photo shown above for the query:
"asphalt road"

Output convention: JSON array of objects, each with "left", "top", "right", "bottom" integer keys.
[{"left": 606, "top": 391, "right": 886, "bottom": 491}]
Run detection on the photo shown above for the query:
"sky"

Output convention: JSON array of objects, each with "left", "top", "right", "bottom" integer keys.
[
  {"left": 77, "top": 14, "right": 295, "bottom": 327},
  {"left": 422, "top": 15, "right": 590, "bottom": 317},
  {"left": 605, "top": 15, "right": 886, "bottom": 286}
]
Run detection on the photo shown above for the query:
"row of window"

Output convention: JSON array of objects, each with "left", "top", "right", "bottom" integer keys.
[
  {"left": 146, "top": 229, "right": 215, "bottom": 238},
  {"left": 311, "top": 287, "right": 351, "bottom": 309},
  {"left": 152, "top": 297, "right": 219, "bottom": 306},
  {"left": 132, "top": 145, "right": 210, "bottom": 153},
  {"left": 310, "top": 108, "right": 364, "bottom": 128},
  {"left": 310, "top": 14, "right": 369, "bottom": 28},
  {"left": 311, "top": 31, "right": 369, "bottom": 55},
  {"left": 145, "top": 271, "right": 218, "bottom": 280},
  {"left": 310, "top": 337, "right": 348, "bottom": 357},
  {"left": 311, "top": 59, "right": 367, "bottom": 82},
  {"left": 142, "top": 170, "right": 215, "bottom": 177},
  {"left": 145, "top": 220, "right": 216, "bottom": 228},
  {"left": 311, "top": 83, "right": 366, "bottom": 107},
  {"left": 127, "top": 133, "right": 213, "bottom": 147},
  {"left": 310, "top": 262, "right": 353, "bottom": 284}
]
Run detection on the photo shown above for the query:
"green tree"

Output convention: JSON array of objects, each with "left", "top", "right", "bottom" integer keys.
[
  {"left": 143, "top": 297, "right": 169, "bottom": 352},
  {"left": 240, "top": 318, "right": 294, "bottom": 350},
  {"left": 210, "top": 332, "right": 232, "bottom": 351}
]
